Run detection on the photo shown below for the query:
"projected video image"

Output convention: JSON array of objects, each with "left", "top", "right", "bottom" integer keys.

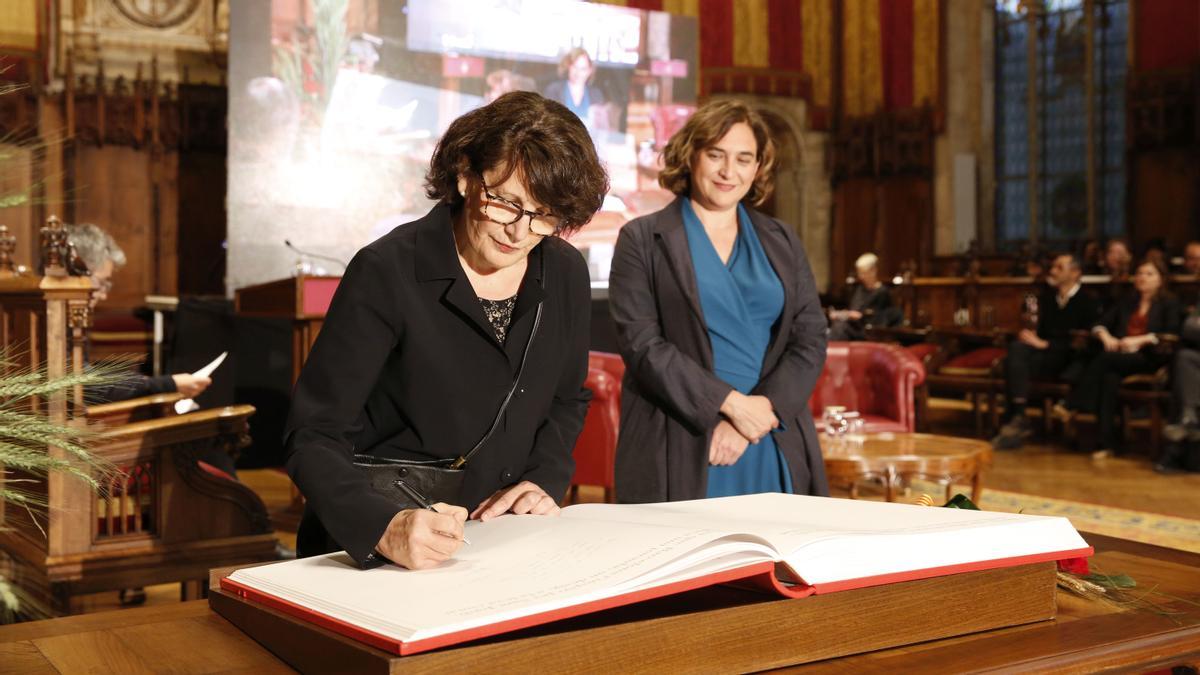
[{"left": 227, "top": 0, "right": 699, "bottom": 292}]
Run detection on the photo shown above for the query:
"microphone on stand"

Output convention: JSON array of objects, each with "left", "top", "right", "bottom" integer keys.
[{"left": 284, "top": 239, "right": 348, "bottom": 273}]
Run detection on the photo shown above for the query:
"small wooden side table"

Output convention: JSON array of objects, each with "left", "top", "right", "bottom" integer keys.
[{"left": 820, "top": 432, "right": 993, "bottom": 502}]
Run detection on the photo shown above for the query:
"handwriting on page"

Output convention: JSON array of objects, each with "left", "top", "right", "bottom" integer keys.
[{"left": 445, "top": 529, "right": 714, "bottom": 618}]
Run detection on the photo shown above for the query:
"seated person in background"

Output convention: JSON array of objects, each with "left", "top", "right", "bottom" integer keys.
[
  {"left": 828, "top": 253, "right": 897, "bottom": 341},
  {"left": 66, "top": 223, "right": 212, "bottom": 403},
  {"left": 1058, "top": 258, "right": 1182, "bottom": 458},
  {"left": 1081, "top": 238, "right": 1103, "bottom": 275},
  {"left": 1024, "top": 256, "right": 1046, "bottom": 282},
  {"left": 992, "top": 253, "right": 1099, "bottom": 450},
  {"left": 1155, "top": 305, "right": 1200, "bottom": 473},
  {"left": 1143, "top": 238, "right": 1168, "bottom": 269},
  {"left": 1096, "top": 237, "right": 1134, "bottom": 313},
  {"left": 1183, "top": 240, "right": 1200, "bottom": 276},
  {"left": 1102, "top": 237, "right": 1133, "bottom": 280},
  {"left": 1007, "top": 243, "right": 1046, "bottom": 279}
]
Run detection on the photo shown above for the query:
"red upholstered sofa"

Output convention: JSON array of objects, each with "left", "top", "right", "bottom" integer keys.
[
  {"left": 570, "top": 343, "right": 926, "bottom": 503},
  {"left": 568, "top": 352, "right": 625, "bottom": 503},
  {"left": 810, "top": 342, "right": 927, "bottom": 433}
]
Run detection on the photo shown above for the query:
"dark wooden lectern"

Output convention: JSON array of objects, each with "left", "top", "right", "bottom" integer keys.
[
  {"left": 234, "top": 275, "right": 340, "bottom": 385},
  {"left": 234, "top": 275, "right": 340, "bottom": 529}
]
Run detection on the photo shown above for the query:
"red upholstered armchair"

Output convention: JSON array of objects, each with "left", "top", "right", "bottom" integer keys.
[
  {"left": 567, "top": 352, "right": 626, "bottom": 503},
  {"left": 810, "top": 342, "right": 927, "bottom": 433}
]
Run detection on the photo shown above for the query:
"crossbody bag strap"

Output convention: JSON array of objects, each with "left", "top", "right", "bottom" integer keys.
[{"left": 451, "top": 258, "right": 546, "bottom": 469}]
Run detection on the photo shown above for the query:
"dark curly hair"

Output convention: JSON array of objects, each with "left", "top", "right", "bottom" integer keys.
[
  {"left": 425, "top": 91, "right": 609, "bottom": 235},
  {"left": 658, "top": 99, "right": 776, "bottom": 206}
]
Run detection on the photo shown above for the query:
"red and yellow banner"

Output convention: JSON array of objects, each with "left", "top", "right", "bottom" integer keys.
[
  {"left": 1134, "top": 0, "right": 1200, "bottom": 71},
  {"left": 593, "top": 0, "right": 939, "bottom": 119},
  {"left": 0, "top": 2, "right": 39, "bottom": 53}
]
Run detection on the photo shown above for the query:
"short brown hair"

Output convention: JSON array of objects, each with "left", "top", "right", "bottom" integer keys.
[
  {"left": 425, "top": 91, "right": 609, "bottom": 234},
  {"left": 658, "top": 99, "right": 776, "bottom": 206}
]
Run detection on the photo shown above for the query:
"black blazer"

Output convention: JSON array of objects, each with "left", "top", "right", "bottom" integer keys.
[
  {"left": 608, "top": 198, "right": 829, "bottom": 502},
  {"left": 1097, "top": 293, "right": 1182, "bottom": 340},
  {"left": 284, "top": 205, "right": 591, "bottom": 565}
]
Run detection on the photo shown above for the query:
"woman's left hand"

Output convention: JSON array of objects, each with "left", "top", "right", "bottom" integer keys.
[
  {"left": 1118, "top": 336, "right": 1144, "bottom": 353},
  {"left": 709, "top": 420, "right": 751, "bottom": 466},
  {"left": 471, "top": 481, "right": 561, "bottom": 521}
]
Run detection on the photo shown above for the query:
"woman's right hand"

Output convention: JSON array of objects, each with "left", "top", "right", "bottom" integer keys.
[
  {"left": 375, "top": 504, "right": 468, "bottom": 570},
  {"left": 1099, "top": 332, "right": 1121, "bottom": 352},
  {"left": 709, "top": 419, "right": 751, "bottom": 466},
  {"left": 720, "top": 391, "right": 779, "bottom": 443}
]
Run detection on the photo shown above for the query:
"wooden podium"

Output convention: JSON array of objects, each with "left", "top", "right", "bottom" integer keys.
[
  {"left": 208, "top": 562, "right": 1058, "bottom": 673},
  {"left": 234, "top": 275, "right": 340, "bottom": 385},
  {"left": 234, "top": 275, "right": 340, "bottom": 530}
]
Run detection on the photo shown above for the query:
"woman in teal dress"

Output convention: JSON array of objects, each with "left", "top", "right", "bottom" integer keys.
[{"left": 609, "top": 100, "right": 828, "bottom": 502}]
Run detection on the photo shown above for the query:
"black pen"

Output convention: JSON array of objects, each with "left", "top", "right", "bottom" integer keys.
[{"left": 395, "top": 480, "right": 471, "bottom": 545}]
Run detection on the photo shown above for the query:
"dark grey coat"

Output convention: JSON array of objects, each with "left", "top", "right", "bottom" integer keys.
[{"left": 608, "top": 198, "right": 829, "bottom": 502}]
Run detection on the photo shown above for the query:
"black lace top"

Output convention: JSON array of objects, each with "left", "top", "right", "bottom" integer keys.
[{"left": 478, "top": 296, "right": 517, "bottom": 344}]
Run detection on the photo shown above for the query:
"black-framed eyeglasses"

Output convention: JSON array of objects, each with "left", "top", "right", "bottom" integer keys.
[{"left": 481, "top": 187, "right": 563, "bottom": 236}]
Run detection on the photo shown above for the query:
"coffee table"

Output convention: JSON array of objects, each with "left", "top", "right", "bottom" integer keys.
[{"left": 820, "top": 432, "right": 993, "bottom": 502}]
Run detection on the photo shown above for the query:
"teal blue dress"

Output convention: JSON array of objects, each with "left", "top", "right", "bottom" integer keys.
[{"left": 682, "top": 200, "right": 793, "bottom": 497}]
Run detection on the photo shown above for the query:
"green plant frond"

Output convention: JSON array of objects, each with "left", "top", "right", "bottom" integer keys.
[
  {"left": 0, "top": 371, "right": 112, "bottom": 399},
  {"left": 0, "top": 193, "right": 29, "bottom": 209},
  {"left": 0, "top": 487, "right": 45, "bottom": 508},
  {"left": 0, "top": 424, "right": 97, "bottom": 452},
  {"left": 0, "top": 459, "right": 101, "bottom": 490},
  {"left": 0, "top": 360, "right": 132, "bottom": 403},
  {"left": 0, "top": 403, "right": 99, "bottom": 428},
  {"left": 0, "top": 372, "right": 46, "bottom": 387},
  {"left": 0, "top": 423, "right": 101, "bottom": 454},
  {"left": 0, "top": 442, "right": 91, "bottom": 474}
]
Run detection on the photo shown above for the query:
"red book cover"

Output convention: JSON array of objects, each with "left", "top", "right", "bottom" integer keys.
[{"left": 219, "top": 544, "right": 1092, "bottom": 656}]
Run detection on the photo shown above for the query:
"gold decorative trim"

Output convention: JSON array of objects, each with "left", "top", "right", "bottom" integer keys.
[{"left": 111, "top": 0, "right": 203, "bottom": 30}]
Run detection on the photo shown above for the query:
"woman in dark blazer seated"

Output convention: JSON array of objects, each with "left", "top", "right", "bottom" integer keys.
[
  {"left": 1061, "top": 258, "right": 1181, "bottom": 457},
  {"left": 608, "top": 100, "right": 829, "bottom": 502},
  {"left": 285, "top": 91, "right": 608, "bottom": 570}
]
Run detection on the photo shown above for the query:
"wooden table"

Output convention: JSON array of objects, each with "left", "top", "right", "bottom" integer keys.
[
  {"left": 821, "top": 432, "right": 993, "bottom": 502},
  {"left": 0, "top": 533, "right": 1195, "bottom": 667},
  {"left": 1, "top": 534, "right": 1197, "bottom": 674}
]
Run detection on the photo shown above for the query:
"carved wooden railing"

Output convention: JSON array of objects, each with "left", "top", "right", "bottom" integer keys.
[{"left": 0, "top": 218, "right": 275, "bottom": 616}]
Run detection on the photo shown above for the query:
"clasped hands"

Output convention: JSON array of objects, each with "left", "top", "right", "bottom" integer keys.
[
  {"left": 711, "top": 391, "right": 779, "bottom": 467},
  {"left": 375, "top": 480, "right": 559, "bottom": 570},
  {"left": 1096, "top": 329, "right": 1149, "bottom": 354}
]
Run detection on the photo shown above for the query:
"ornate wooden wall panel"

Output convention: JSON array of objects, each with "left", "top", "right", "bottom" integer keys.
[
  {"left": 1, "top": 62, "right": 226, "bottom": 310},
  {"left": 829, "top": 107, "right": 935, "bottom": 293},
  {"left": 70, "top": 144, "right": 178, "bottom": 306},
  {"left": 1130, "top": 149, "right": 1198, "bottom": 251},
  {"left": 1126, "top": 67, "right": 1199, "bottom": 252}
]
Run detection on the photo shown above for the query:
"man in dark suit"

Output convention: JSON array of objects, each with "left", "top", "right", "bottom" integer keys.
[{"left": 993, "top": 253, "right": 1099, "bottom": 450}]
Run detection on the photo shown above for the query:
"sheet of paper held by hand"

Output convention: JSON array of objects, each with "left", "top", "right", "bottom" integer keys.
[{"left": 174, "top": 351, "right": 228, "bottom": 414}]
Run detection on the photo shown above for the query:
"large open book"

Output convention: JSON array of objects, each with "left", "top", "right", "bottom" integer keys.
[{"left": 222, "top": 493, "right": 1090, "bottom": 655}]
